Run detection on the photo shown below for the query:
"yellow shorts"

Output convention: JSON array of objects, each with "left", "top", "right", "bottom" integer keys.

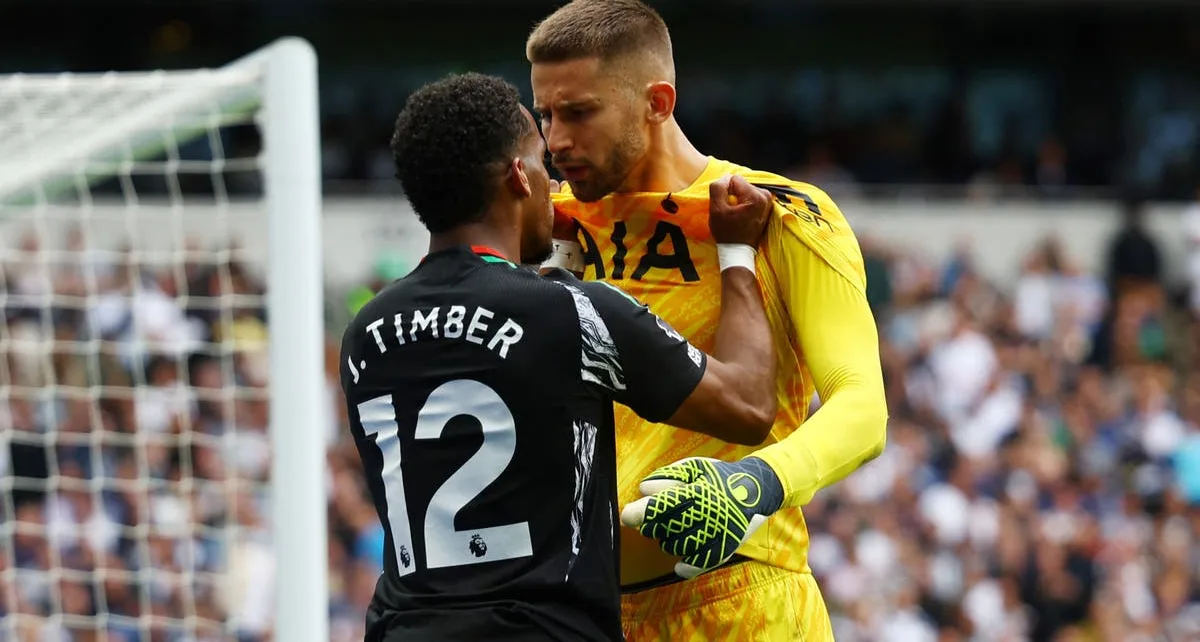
[{"left": 620, "top": 561, "right": 833, "bottom": 642}]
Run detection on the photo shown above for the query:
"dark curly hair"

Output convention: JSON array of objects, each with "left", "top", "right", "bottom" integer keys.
[{"left": 391, "top": 73, "right": 533, "bottom": 234}]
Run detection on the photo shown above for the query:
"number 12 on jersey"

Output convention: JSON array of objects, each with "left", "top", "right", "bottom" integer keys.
[{"left": 358, "top": 379, "right": 534, "bottom": 576}]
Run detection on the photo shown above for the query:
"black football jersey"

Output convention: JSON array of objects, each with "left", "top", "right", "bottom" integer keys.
[{"left": 339, "top": 246, "right": 707, "bottom": 642}]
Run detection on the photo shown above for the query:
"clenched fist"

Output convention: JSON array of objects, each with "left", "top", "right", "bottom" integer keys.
[{"left": 708, "top": 175, "right": 773, "bottom": 247}]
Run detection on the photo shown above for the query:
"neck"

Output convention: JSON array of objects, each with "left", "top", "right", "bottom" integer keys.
[
  {"left": 620, "top": 118, "right": 710, "bottom": 193},
  {"left": 427, "top": 215, "right": 520, "bottom": 262}
]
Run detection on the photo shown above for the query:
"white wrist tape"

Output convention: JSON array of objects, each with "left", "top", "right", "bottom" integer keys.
[
  {"left": 543, "top": 239, "right": 585, "bottom": 273},
  {"left": 717, "top": 243, "right": 757, "bottom": 274}
]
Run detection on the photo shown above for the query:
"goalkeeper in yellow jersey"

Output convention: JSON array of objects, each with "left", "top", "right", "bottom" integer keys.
[{"left": 527, "top": 1, "right": 888, "bottom": 639}]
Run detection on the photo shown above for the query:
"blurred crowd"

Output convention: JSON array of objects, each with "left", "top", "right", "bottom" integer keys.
[
  {"left": 318, "top": 70, "right": 1200, "bottom": 203},
  {"left": 4, "top": 189, "right": 1200, "bottom": 642},
  {"left": 321, "top": 96, "right": 1188, "bottom": 204},
  {"left": 810, "top": 195, "right": 1200, "bottom": 642},
  {"left": 0, "top": 227, "right": 281, "bottom": 642},
  {"left": 3, "top": 2, "right": 1200, "bottom": 640}
]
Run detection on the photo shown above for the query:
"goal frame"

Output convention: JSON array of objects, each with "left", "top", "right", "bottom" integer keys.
[
  {"left": 0, "top": 36, "right": 328, "bottom": 641},
  {"left": 259, "top": 37, "right": 328, "bottom": 642}
]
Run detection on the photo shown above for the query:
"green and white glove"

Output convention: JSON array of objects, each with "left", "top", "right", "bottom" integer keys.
[{"left": 620, "top": 456, "right": 784, "bottom": 579}]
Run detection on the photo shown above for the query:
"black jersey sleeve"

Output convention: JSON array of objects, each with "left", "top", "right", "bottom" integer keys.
[{"left": 547, "top": 271, "right": 707, "bottom": 423}]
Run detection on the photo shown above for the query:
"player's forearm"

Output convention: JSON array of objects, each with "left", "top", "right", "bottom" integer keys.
[
  {"left": 660, "top": 267, "right": 775, "bottom": 444},
  {"left": 709, "top": 268, "right": 778, "bottom": 434},
  {"left": 753, "top": 386, "right": 887, "bottom": 508},
  {"left": 758, "top": 219, "right": 888, "bottom": 508}
]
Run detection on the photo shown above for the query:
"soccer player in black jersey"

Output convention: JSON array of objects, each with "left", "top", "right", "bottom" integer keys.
[{"left": 340, "top": 72, "right": 778, "bottom": 642}]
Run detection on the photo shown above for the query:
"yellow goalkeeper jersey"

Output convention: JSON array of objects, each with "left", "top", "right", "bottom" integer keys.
[{"left": 553, "top": 157, "right": 888, "bottom": 588}]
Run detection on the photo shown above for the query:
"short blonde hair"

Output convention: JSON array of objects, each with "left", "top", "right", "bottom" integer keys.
[{"left": 525, "top": 0, "right": 674, "bottom": 79}]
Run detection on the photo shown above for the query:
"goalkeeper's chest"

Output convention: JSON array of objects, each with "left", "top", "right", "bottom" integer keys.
[
  {"left": 571, "top": 198, "right": 724, "bottom": 349},
  {"left": 569, "top": 195, "right": 720, "bottom": 289}
]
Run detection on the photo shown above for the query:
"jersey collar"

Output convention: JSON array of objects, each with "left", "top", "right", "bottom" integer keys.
[
  {"left": 420, "top": 244, "right": 513, "bottom": 265},
  {"left": 469, "top": 245, "right": 512, "bottom": 262},
  {"left": 690, "top": 157, "right": 736, "bottom": 191}
]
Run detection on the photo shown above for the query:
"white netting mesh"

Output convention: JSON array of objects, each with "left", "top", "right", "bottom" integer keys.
[{"left": 0, "top": 67, "right": 277, "bottom": 642}]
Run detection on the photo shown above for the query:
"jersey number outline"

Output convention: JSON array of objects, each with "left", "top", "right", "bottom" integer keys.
[{"left": 358, "top": 379, "right": 533, "bottom": 576}]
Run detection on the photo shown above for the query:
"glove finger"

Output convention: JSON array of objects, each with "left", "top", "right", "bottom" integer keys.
[
  {"left": 619, "top": 496, "right": 652, "bottom": 529},
  {"left": 639, "top": 464, "right": 700, "bottom": 488},
  {"left": 671, "top": 515, "right": 770, "bottom": 580},
  {"left": 674, "top": 534, "right": 741, "bottom": 579},
  {"left": 639, "top": 457, "right": 722, "bottom": 489},
  {"left": 634, "top": 489, "right": 698, "bottom": 540},
  {"left": 638, "top": 477, "right": 685, "bottom": 496},
  {"left": 657, "top": 531, "right": 704, "bottom": 559},
  {"left": 674, "top": 559, "right": 710, "bottom": 580}
]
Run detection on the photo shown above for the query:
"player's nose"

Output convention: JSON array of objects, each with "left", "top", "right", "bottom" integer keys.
[{"left": 544, "top": 122, "right": 573, "bottom": 156}]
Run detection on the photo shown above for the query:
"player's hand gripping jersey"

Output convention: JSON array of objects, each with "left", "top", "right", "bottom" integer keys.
[{"left": 553, "top": 158, "right": 889, "bottom": 589}]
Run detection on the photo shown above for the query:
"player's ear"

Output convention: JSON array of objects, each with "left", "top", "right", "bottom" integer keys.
[
  {"left": 646, "top": 81, "right": 676, "bottom": 125},
  {"left": 510, "top": 157, "right": 533, "bottom": 198}
]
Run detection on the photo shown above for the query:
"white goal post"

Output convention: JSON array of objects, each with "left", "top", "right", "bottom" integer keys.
[{"left": 0, "top": 37, "right": 327, "bottom": 642}]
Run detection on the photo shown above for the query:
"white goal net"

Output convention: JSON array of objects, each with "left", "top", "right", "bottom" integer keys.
[{"left": 0, "top": 39, "right": 326, "bottom": 642}]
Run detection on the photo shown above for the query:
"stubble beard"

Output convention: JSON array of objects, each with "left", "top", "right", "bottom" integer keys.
[{"left": 564, "top": 131, "right": 644, "bottom": 203}]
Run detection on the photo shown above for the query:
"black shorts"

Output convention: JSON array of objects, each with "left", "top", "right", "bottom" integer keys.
[{"left": 365, "top": 600, "right": 584, "bottom": 642}]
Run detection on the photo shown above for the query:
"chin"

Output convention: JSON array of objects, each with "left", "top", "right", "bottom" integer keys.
[
  {"left": 569, "top": 174, "right": 625, "bottom": 203},
  {"left": 569, "top": 184, "right": 605, "bottom": 203},
  {"left": 561, "top": 179, "right": 600, "bottom": 203}
]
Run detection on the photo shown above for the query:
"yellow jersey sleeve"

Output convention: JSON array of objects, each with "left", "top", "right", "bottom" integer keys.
[{"left": 752, "top": 192, "right": 889, "bottom": 508}]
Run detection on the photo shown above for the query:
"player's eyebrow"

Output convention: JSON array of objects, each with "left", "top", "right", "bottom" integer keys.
[{"left": 534, "top": 98, "right": 601, "bottom": 114}]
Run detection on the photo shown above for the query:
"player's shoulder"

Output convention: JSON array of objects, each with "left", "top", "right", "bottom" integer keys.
[
  {"left": 342, "top": 258, "right": 542, "bottom": 330},
  {"left": 542, "top": 269, "right": 643, "bottom": 311},
  {"left": 703, "top": 159, "right": 860, "bottom": 249},
  {"left": 709, "top": 158, "right": 845, "bottom": 215},
  {"left": 707, "top": 158, "right": 868, "bottom": 287}
]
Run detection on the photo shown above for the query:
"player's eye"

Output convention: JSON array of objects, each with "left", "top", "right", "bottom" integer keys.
[{"left": 562, "top": 108, "right": 590, "bottom": 122}]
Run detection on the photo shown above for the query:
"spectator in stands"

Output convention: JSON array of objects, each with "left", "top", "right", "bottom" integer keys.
[
  {"left": 1182, "top": 184, "right": 1200, "bottom": 317},
  {"left": 1106, "top": 196, "right": 1164, "bottom": 291},
  {"left": 802, "top": 231, "right": 1200, "bottom": 641}
]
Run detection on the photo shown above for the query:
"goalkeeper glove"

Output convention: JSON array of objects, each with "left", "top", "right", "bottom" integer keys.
[{"left": 619, "top": 456, "right": 784, "bottom": 579}]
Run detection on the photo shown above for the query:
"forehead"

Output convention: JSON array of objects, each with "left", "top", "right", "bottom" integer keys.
[{"left": 530, "top": 57, "right": 620, "bottom": 109}]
